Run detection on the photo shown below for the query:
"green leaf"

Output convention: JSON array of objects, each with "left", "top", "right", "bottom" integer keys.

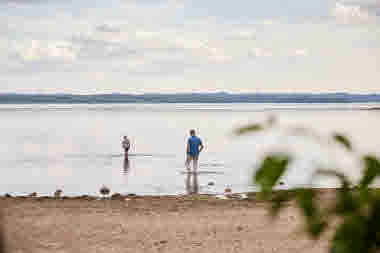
[
  {"left": 296, "top": 188, "right": 328, "bottom": 238},
  {"left": 235, "top": 123, "right": 264, "bottom": 135},
  {"left": 296, "top": 188, "right": 317, "bottom": 218},
  {"left": 360, "top": 155, "right": 380, "bottom": 189},
  {"left": 330, "top": 215, "right": 370, "bottom": 253},
  {"left": 254, "top": 154, "right": 290, "bottom": 196},
  {"left": 334, "top": 188, "right": 359, "bottom": 216},
  {"left": 308, "top": 219, "right": 328, "bottom": 238},
  {"left": 333, "top": 133, "right": 352, "bottom": 151},
  {"left": 316, "top": 169, "right": 358, "bottom": 215},
  {"left": 270, "top": 190, "right": 294, "bottom": 217},
  {"left": 367, "top": 196, "right": 380, "bottom": 250}
]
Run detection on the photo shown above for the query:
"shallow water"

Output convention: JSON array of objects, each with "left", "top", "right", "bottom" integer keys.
[{"left": 1, "top": 103, "right": 380, "bottom": 196}]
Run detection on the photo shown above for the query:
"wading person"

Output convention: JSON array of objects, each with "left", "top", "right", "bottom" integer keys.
[
  {"left": 122, "top": 135, "right": 131, "bottom": 161},
  {"left": 185, "top": 129, "right": 204, "bottom": 173}
]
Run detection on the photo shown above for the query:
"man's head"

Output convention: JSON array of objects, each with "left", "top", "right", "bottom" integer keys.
[
  {"left": 123, "top": 136, "right": 127, "bottom": 140},
  {"left": 189, "top": 129, "right": 196, "bottom": 136}
]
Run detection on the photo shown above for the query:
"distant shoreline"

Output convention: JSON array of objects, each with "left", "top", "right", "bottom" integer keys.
[
  {"left": 1, "top": 92, "right": 380, "bottom": 104},
  {"left": 0, "top": 188, "right": 345, "bottom": 200}
]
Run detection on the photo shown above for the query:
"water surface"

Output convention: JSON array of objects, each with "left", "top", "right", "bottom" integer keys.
[{"left": 1, "top": 103, "right": 379, "bottom": 196}]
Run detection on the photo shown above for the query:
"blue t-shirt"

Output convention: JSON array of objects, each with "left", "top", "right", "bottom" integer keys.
[{"left": 187, "top": 136, "right": 203, "bottom": 156}]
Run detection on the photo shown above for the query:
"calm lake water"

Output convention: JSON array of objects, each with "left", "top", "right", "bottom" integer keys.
[{"left": 0, "top": 103, "right": 379, "bottom": 196}]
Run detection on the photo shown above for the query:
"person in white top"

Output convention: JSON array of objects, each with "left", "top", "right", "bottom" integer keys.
[{"left": 122, "top": 136, "right": 131, "bottom": 161}]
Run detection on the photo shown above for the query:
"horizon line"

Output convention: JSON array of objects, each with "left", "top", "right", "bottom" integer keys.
[{"left": 1, "top": 92, "right": 380, "bottom": 96}]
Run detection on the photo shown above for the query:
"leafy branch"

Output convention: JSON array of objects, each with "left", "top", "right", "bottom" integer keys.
[{"left": 237, "top": 120, "right": 380, "bottom": 253}]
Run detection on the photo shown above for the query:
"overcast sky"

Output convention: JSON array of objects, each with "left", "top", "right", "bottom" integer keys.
[{"left": 1, "top": 0, "right": 379, "bottom": 94}]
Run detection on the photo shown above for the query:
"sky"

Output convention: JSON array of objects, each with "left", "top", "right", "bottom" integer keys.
[{"left": 1, "top": 0, "right": 380, "bottom": 94}]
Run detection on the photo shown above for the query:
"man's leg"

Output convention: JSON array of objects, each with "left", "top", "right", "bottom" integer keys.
[
  {"left": 192, "top": 169, "right": 199, "bottom": 194},
  {"left": 192, "top": 156, "right": 198, "bottom": 173},
  {"left": 125, "top": 153, "right": 129, "bottom": 161},
  {"left": 124, "top": 148, "right": 129, "bottom": 161},
  {"left": 185, "top": 155, "right": 192, "bottom": 172},
  {"left": 185, "top": 170, "right": 191, "bottom": 194}
]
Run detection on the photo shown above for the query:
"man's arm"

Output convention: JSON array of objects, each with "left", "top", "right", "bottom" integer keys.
[
  {"left": 186, "top": 140, "right": 190, "bottom": 153},
  {"left": 199, "top": 140, "right": 204, "bottom": 153}
]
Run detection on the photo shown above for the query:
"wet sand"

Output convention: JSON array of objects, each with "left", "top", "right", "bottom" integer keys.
[{"left": 0, "top": 190, "right": 337, "bottom": 253}]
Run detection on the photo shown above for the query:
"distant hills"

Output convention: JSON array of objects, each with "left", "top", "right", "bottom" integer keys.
[{"left": 0, "top": 92, "right": 380, "bottom": 104}]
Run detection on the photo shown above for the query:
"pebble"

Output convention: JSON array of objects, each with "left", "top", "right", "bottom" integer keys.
[
  {"left": 224, "top": 187, "right": 232, "bottom": 193},
  {"left": 237, "top": 225, "right": 244, "bottom": 232}
]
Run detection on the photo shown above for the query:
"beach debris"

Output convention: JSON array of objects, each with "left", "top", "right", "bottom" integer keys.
[
  {"left": 224, "top": 187, "right": 232, "bottom": 193},
  {"left": 28, "top": 192, "right": 37, "bottom": 197},
  {"left": 100, "top": 185, "right": 110, "bottom": 197},
  {"left": 224, "top": 193, "right": 242, "bottom": 199},
  {"left": 154, "top": 240, "right": 168, "bottom": 246},
  {"left": 208, "top": 181, "right": 215, "bottom": 186},
  {"left": 4, "top": 193, "right": 12, "bottom": 198},
  {"left": 215, "top": 193, "right": 248, "bottom": 200},
  {"left": 236, "top": 225, "right": 244, "bottom": 232},
  {"left": 111, "top": 193, "right": 123, "bottom": 200},
  {"left": 54, "top": 189, "right": 63, "bottom": 198},
  {"left": 240, "top": 193, "right": 248, "bottom": 199},
  {"left": 215, "top": 194, "right": 228, "bottom": 200}
]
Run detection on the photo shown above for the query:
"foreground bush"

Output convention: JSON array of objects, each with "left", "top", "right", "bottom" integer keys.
[{"left": 237, "top": 120, "right": 380, "bottom": 253}]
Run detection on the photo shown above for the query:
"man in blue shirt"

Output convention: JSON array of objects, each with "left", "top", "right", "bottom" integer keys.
[{"left": 185, "top": 129, "right": 204, "bottom": 173}]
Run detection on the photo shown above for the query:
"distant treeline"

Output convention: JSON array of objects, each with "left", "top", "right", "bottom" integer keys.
[{"left": 0, "top": 92, "right": 380, "bottom": 104}]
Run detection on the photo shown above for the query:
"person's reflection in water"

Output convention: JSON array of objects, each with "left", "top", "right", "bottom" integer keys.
[
  {"left": 123, "top": 157, "right": 130, "bottom": 174},
  {"left": 185, "top": 171, "right": 199, "bottom": 195}
]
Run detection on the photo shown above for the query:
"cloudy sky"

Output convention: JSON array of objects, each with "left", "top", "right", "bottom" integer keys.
[{"left": 1, "top": 0, "right": 380, "bottom": 94}]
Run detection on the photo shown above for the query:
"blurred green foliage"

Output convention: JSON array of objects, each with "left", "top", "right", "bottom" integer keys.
[
  {"left": 332, "top": 133, "right": 353, "bottom": 151},
  {"left": 237, "top": 122, "right": 380, "bottom": 253}
]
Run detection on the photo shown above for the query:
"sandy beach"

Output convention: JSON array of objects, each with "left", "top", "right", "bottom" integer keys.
[{"left": 0, "top": 190, "right": 339, "bottom": 253}]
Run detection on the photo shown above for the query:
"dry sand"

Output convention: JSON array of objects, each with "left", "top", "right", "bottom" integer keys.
[{"left": 0, "top": 190, "right": 337, "bottom": 253}]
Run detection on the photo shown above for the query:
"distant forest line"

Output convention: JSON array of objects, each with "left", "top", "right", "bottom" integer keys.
[{"left": 1, "top": 93, "right": 380, "bottom": 104}]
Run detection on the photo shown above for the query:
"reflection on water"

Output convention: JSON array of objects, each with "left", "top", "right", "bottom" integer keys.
[
  {"left": 185, "top": 172, "right": 199, "bottom": 195},
  {"left": 123, "top": 158, "right": 130, "bottom": 174}
]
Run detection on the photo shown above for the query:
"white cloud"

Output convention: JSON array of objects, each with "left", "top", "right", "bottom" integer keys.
[
  {"left": 69, "top": 25, "right": 236, "bottom": 67},
  {"left": 15, "top": 40, "right": 79, "bottom": 62},
  {"left": 251, "top": 48, "right": 273, "bottom": 57},
  {"left": 226, "top": 30, "right": 256, "bottom": 41},
  {"left": 263, "top": 20, "right": 274, "bottom": 25},
  {"left": 294, "top": 48, "right": 309, "bottom": 56},
  {"left": 0, "top": 0, "right": 379, "bottom": 93},
  {"left": 331, "top": 1, "right": 378, "bottom": 24},
  {"left": 96, "top": 24, "right": 121, "bottom": 33}
]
